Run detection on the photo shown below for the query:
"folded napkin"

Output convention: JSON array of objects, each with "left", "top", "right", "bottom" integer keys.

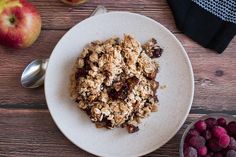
[{"left": 167, "top": 0, "right": 236, "bottom": 53}]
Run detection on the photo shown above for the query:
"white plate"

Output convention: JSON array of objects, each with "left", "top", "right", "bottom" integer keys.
[{"left": 45, "top": 12, "right": 194, "bottom": 157}]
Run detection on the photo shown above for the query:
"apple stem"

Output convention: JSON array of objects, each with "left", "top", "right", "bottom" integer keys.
[{"left": 9, "top": 16, "right": 15, "bottom": 24}]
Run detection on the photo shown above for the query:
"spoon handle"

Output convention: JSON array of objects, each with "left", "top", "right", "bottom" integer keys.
[{"left": 90, "top": 5, "right": 108, "bottom": 17}]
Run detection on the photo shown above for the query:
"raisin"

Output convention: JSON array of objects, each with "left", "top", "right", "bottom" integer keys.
[
  {"left": 108, "top": 77, "right": 139, "bottom": 100},
  {"left": 84, "top": 108, "right": 91, "bottom": 116},
  {"left": 94, "top": 62, "right": 99, "bottom": 67},
  {"left": 151, "top": 38, "right": 157, "bottom": 44},
  {"left": 75, "top": 68, "right": 87, "bottom": 79},
  {"left": 113, "top": 81, "right": 123, "bottom": 91},
  {"left": 121, "top": 123, "right": 127, "bottom": 128},
  {"left": 114, "top": 38, "right": 120, "bottom": 45},
  {"left": 83, "top": 60, "right": 91, "bottom": 71},
  {"left": 87, "top": 50, "right": 93, "bottom": 56},
  {"left": 95, "top": 118, "right": 113, "bottom": 128},
  {"left": 132, "top": 102, "right": 140, "bottom": 111},
  {"left": 101, "top": 118, "right": 113, "bottom": 128},
  {"left": 91, "top": 42, "right": 98, "bottom": 46},
  {"left": 127, "top": 76, "right": 139, "bottom": 90},
  {"left": 118, "top": 83, "right": 129, "bottom": 99},
  {"left": 144, "top": 101, "right": 150, "bottom": 107},
  {"left": 108, "top": 82, "right": 129, "bottom": 100},
  {"left": 108, "top": 88, "right": 120, "bottom": 100},
  {"left": 152, "top": 47, "right": 163, "bottom": 58},
  {"left": 79, "top": 50, "right": 92, "bottom": 76},
  {"left": 124, "top": 58, "right": 127, "bottom": 63},
  {"left": 103, "top": 70, "right": 111, "bottom": 78},
  {"left": 153, "top": 96, "right": 159, "bottom": 102},
  {"left": 127, "top": 124, "right": 139, "bottom": 133}
]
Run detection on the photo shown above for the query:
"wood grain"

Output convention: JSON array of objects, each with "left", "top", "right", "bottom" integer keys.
[
  {"left": 0, "top": 0, "right": 236, "bottom": 156},
  {"left": 0, "top": 30, "right": 235, "bottom": 112},
  {"left": 30, "top": 0, "right": 178, "bottom": 32},
  {"left": 0, "top": 109, "right": 217, "bottom": 157},
  {"left": 0, "top": 30, "right": 65, "bottom": 105}
]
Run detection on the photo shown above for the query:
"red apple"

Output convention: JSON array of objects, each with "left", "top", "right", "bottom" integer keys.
[
  {"left": 0, "top": 0, "right": 41, "bottom": 48},
  {"left": 61, "top": 0, "right": 87, "bottom": 6}
]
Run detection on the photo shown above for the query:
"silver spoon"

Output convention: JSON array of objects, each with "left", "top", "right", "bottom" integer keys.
[{"left": 21, "top": 5, "right": 107, "bottom": 88}]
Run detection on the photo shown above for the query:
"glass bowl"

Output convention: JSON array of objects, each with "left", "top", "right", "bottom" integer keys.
[{"left": 179, "top": 113, "right": 236, "bottom": 157}]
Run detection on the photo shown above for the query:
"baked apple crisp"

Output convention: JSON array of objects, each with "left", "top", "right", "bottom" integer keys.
[{"left": 70, "top": 35, "right": 162, "bottom": 133}]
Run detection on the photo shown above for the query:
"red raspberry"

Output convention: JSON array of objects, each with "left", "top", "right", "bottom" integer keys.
[
  {"left": 189, "top": 136, "right": 206, "bottom": 149},
  {"left": 228, "top": 121, "right": 236, "bottom": 136},
  {"left": 228, "top": 137, "right": 236, "bottom": 150},
  {"left": 212, "top": 126, "right": 227, "bottom": 138},
  {"left": 198, "top": 146, "right": 208, "bottom": 156},
  {"left": 219, "top": 134, "right": 230, "bottom": 148},
  {"left": 217, "top": 118, "right": 227, "bottom": 127},
  {"left": 226, "top": 150, "right": 236, "bottom": 157},
  {"left": 184, "top": 146, "right": 197, "bottom": 157},
  {"left": 195, "top": 120, "right": 207, "bottom": 132},
  {"left": 205, "top": 118, "right": 217, "bottom": 129},
  {"left": 208, "top": 139, "right": 222, "bottom": 152}
]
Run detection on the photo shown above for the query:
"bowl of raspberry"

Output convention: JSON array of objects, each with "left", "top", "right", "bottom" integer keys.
[{"left": 180, "top": 113, "right": 236, "bottom": 157}]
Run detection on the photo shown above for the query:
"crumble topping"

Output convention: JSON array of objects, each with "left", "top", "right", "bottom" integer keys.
[{"left": 70, "top": 35, "right": 162, "bottom": 133}]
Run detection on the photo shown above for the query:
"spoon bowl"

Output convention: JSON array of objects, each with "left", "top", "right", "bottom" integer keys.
[{"left": 21, "top": 59, "right": 48, "bottom": 88}]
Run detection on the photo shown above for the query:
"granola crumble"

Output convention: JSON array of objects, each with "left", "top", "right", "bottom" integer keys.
[{"left": 70, "top": 35, "right": 162, "bottom": 133}]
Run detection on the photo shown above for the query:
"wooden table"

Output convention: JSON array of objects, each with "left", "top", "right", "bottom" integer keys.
[{"left": 0, "top": 0, "right": 235, "bottom": 156}]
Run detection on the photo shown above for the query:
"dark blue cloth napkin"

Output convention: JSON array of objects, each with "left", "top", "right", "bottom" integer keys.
[{"left": 167, "top": 0, "right": 236, "bottom": 53}]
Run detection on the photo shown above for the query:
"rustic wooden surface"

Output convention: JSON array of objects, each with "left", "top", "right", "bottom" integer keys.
[{"left": 0, "top": 0, "right": 235, "bottom": 156}]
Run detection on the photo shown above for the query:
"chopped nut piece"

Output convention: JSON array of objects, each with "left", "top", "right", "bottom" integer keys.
[
  {"left": 101, "top": 108, "right": 110, "bottom": 116},
  {"left": 149, "top": 80, "right": 159, "bottom": 93}
]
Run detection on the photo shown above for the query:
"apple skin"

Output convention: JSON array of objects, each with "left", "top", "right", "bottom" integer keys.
[
  {"left": 0, "top": 0, "right": 41, "bottom": 48},
  {"left": 61, "top": 0, "right": 87, "bottom": 6}
]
